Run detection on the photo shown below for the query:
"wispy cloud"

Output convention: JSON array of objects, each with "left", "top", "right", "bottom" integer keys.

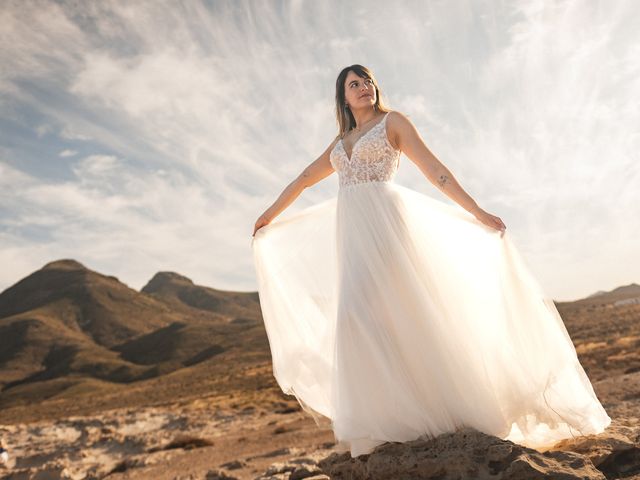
[
  {"left": 0, "top": 0, "right": 638, "bottom": 301},
  {"left": 59, "top": 149, "right": 78, "bottom": 157}
]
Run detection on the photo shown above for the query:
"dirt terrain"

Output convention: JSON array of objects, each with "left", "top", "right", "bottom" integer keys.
[{"left": 0, "top": 259, "right": 638, "bottom": 479}]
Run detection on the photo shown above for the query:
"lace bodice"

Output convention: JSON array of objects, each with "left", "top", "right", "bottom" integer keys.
[{"left": 330, "top": 111, "right": 400, "bottom": 188}]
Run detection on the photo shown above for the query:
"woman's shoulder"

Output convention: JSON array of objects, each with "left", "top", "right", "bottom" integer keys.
[
  {"left": 385, "top": 110, "right": 415, "bottom": 134},
  {"left": 385, "top": 109, "right": 410, "bottom": 122},
  {"left": 383, "top": 110, "right": 411, "bottom": 151}
]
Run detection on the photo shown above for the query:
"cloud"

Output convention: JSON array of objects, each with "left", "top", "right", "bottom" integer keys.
[
  {"left": 59, "top": 127, "right": 93, "bottom": 141},
  {"left": 35, "top": 124, "right": 54, "bottom": 137},
  {"left": 0, "top": 0, "right": 638, "bottom": 301},
  {"left": 72, "top": 154, "right": 120, "bottom": 179},
  {"left": 59, "top": 149, "right": 78, "bottom": 157}
]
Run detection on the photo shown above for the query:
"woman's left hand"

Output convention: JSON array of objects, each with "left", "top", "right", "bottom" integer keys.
[{"left": 473, "top": 208, "right": 506, "bottom": 237}]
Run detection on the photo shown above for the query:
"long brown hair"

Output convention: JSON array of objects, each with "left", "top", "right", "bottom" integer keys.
[{"left": 334, "top": 64, "right": 392, "bottom": 139}]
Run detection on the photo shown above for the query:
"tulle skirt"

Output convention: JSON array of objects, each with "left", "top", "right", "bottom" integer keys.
[{"left": 251, "top": 179, "right": 611, "bottom": 457}]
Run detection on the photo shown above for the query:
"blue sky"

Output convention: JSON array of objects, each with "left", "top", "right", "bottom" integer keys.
[{"left": 1, "top": 0, "right": 638, "bottom": 301}]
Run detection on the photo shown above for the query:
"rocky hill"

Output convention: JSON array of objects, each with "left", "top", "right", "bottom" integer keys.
[{"left": 0, "top": 259, "right": 269, "bottom": 425}]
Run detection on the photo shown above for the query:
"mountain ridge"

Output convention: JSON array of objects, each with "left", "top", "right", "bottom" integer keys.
[{"left": 0, "top": 258, "right": 265, "bottom": 417}]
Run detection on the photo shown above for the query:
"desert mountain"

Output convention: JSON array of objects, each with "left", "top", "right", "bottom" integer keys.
[
  {"left": 0, "top": 259, "right": 268, "bottom": 421},
  {"left": 570, "top": 282, "right": 640, "bottom": 305},
  {"left": 141, "top": 271, "right": 259, "bottom": 323},
  {"left": 552, "top": 282, "right": 640, "bottom": 383}
]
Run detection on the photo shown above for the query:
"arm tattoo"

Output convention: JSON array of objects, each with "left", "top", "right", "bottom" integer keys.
[{"left": 437, "top": 174, "right": 450, "bottom": 189}]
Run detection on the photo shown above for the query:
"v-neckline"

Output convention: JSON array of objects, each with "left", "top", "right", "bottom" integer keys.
[{"left": 341, "top": 112, "right": 389, "bottom": 162}]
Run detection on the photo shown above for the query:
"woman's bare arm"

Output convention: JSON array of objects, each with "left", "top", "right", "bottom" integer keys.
[
  {"left": 389, "top": 111, "right": 506, "bottom": 234},
  {"left": 389, "top": 112, "right": 481, "bottom": 215},
  {"left": 253, "top": 137, "right": 338, "bottom": 236}
]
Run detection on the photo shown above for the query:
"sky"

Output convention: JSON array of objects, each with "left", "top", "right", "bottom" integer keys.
[{"left": 1, "top": 0, "right": 638, "bottom": 302}]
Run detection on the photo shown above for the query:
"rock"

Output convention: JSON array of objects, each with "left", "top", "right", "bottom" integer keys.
[
  {"left": 204, "top": 469, "right": 238, "bottom": 480},
  {"left": 254, "top": 455, "right": 326, "bottom": 480},
  {"left": 287, "top": 457, "right": 316, "bottom": 465},
  {"left": 264, "top": 461, "right": 297, "bottom": 475},
  {"left": 255, "top": 447, "right": 292, "bottom": 458},
  {"left": 548, "top": 421, "right": 640, "bottom": 478},
  {"left": 219, "top": 459, "right": 246, "bottom": 470},
  {"left": 289, "top": 464, "right": 325, "bottom": 480},
  {"left": 317, "top": 427, "right": 610, "bottom": 480}
]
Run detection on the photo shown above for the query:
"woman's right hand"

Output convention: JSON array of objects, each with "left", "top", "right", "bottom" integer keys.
[{"left": 253, "top": 213, "right": 272, "bottom": 237}]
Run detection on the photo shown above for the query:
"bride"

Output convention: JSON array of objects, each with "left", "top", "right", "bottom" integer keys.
[{"left": 251, "top": 64, "right": 611, "bottom": 458}]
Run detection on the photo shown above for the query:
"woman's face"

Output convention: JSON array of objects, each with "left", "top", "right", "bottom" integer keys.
[{"left": 344, "top": 71, "right": 376, "bottom": 109}]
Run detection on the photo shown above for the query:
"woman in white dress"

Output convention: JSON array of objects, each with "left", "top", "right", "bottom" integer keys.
[{"left": 251, "top": 64, "right": 611, "bottom": 458}]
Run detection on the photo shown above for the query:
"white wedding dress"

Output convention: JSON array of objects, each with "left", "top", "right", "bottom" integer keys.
[{"left": 251, "top": 111, "right": 611, "bottom": 458}]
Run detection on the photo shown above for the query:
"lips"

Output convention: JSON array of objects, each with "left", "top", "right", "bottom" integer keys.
[{"left": 360, "top": 94, "right": 372, "bottom": 98}]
